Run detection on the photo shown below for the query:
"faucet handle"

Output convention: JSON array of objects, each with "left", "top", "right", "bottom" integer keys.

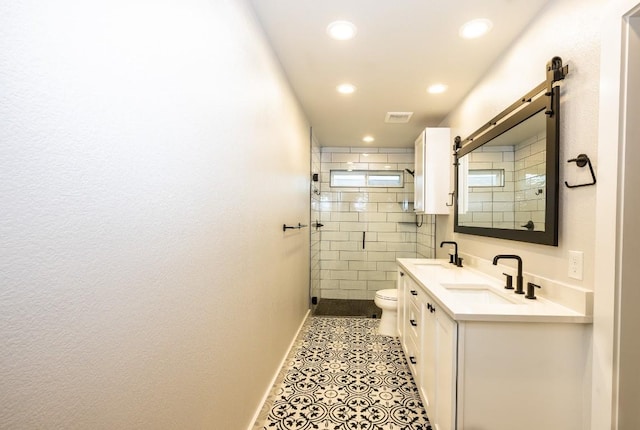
[
  {"left": 502, "top": 273, "right": 514, "bottom": 290},
  {"left": 526, "top": 282, "right": 541, "bottom": 300}
]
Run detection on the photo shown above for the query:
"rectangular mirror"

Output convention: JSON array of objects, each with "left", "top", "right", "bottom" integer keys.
[
  {"left": 454, "top": 57, "right": 567, "bottom": 246},
  {"left": 457, "top": 109, "right": 546, "bottom": 231}
]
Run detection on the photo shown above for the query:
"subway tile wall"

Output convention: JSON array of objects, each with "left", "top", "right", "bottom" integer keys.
[
  {"left": 318, "top": 147, "right": 435, "bottom": 300},
  {"left": 459, "top": 133, "right": 545, "bottom": 231},
  {"left": 416, "top": 214, "right": 436, "bottom": 259},
  {"left": 514, "top": 134, "right": 546, "bottom": 232},
  {"left": 462, "top": 145, "right": 516, "bottom": 228}
]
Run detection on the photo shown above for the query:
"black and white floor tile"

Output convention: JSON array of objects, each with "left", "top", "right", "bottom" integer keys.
[{"left": 255, "top": 317, "right": 431, "bottom": 430}]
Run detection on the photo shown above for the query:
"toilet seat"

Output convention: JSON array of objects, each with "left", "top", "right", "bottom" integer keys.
[{"left": 375, "top": 289, "right": 397, "bottom": 301}]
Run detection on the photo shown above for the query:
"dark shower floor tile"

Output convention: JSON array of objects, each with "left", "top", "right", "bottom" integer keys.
[{"left": 314, "top": 299, "right": 381, "bottom": 318}]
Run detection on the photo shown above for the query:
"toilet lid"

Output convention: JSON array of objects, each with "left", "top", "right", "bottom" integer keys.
[{"left": 375, "top": 289, "right": 398, "bottom": 301}]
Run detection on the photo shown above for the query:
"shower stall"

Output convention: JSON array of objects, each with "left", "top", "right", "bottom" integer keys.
[{"left": 310, "top": 145, "right": 437, "bottom": 317}]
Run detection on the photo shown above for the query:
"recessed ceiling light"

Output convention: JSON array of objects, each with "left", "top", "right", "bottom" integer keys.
[
  {"left": 327, "top": 20, "right": 357, "bottom": 40},
  {"left": 337, "top": 83, "right": 356, "bottom": 94},
  {"left": 362, "top": 135, "right": 375, "bottom": 143},
  {"left": 427, "top": 83, "right": 448, "bottom": 94},
  {"left": 459, "top": 18, "right": 493, "bottom": 39}
]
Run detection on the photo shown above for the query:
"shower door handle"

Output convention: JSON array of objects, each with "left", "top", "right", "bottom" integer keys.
[{"left": 362, "top": 231, "right": 366, "bottom": 249}]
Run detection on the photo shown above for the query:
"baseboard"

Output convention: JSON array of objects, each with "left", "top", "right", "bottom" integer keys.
[{"left": 247, "top": 309, "right": 311, "bottom": 430}]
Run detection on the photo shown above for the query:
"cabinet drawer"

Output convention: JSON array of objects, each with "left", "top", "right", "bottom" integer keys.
[
  {"left": 408, "top": 301, "right": 420, "bottom": 340},
  {"left": 404, "top": 334, "right": 419, "bottom": 376},
  {"left": 407, "top": 281, "right": 422, "bottom": 307}
]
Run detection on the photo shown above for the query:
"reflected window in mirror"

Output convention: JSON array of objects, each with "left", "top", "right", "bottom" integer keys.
[{"left": 468, "top": 169, "right": 505, "bottom": 188}]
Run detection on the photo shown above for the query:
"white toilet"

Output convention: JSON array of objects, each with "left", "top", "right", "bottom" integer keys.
[{"left": 374, "top": 289, "right": 398, "bottom": 336}]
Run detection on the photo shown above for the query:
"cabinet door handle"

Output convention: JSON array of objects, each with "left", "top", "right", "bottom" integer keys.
[
  {"left": 410, "top": 290, "right": 418, "bottom": 296},
  {"left": 409, "top": 356, "right": 417, "bottom": 365},
  {"left": 400, "top": 272, "right": 404, "bottom": 277},
  {"left": 410, "top": 319, "right": 417, "bottom": 327}
]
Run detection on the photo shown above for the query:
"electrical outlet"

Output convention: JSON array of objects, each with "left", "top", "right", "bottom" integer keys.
[{"left": 568, "top": 251, "right": 584, "bottom": 280}]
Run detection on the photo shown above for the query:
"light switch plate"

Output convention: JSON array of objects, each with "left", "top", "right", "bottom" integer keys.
[{"left": 568, "top": 250, "right": 584, "bottom": 280}]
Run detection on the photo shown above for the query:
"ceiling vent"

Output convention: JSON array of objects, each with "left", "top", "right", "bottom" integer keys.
[{"left": 385, "top": 112, "right": 414, "bottom": 123}]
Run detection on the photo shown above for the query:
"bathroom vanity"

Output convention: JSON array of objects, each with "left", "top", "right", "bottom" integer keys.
[{"left": 396, "top": 258, "right": 592, "bottom": 430}]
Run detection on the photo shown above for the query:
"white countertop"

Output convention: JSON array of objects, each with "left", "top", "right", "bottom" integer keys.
[{"left": 397, "top": 258, "right": 592, "bottom": 324}]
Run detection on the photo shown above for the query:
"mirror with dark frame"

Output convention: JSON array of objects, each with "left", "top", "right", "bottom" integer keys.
[{"left": 453, "top": 57, "right": 568, "bottom": 246}]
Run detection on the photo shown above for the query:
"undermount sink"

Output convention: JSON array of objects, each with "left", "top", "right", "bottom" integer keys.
[
  {"left": 413, "top": 260, "right": 446, "bottom": 265},
  {"left": 412, "top": 260, "right": 452, "bottom": 269},
  {"left": 440, "top": 283, "right": 518, "bottom": 305}
]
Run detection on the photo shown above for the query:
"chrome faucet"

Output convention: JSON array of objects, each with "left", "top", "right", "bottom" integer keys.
[
  {"left": 440, "top": 241, "right": 462, "bottom": 267},
  {"left": 492, "top": 255, "right": 524, "bottom": 294}
]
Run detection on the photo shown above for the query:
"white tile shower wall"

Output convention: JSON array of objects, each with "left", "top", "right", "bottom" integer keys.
[
  {"left": 319, "top": 147, "right": 434, "bottom": 300},
  {"left": 464, "top": 145, "right": 516, "bottom": 229},
  {"left": 514, "top": 134, "right": 546, "bottom": 231},
  {"left": 416, "top": 214, "right": 436, "bottom": 258},
  {"left": 458, "top": 134, "right": 546, "bottom": 231}
]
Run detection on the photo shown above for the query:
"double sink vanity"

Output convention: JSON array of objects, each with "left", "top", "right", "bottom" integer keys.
[
  {"left": 396, "top": 257, "right": 592, "bottom": 430},
  {"left": 397, "top": 58, "right": 592, "bottom": 429}
]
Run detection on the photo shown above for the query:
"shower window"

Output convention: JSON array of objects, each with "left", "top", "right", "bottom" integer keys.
[
  {"left": 330, "top": 170, "right": 404, "bottom": 188},
  {"left": 467, "top": 169, "right": 505, "bottom": 187}
]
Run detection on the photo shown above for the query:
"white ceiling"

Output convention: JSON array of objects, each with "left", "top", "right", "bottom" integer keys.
[{"left": 249, "top": 0, "right": 550, "bottom": 148}]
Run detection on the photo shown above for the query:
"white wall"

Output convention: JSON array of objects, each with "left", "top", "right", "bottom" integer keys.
[
  {"left": 438, "top": 0, "right": 604, "bottom": 288},
  {"left": 595, "top": 1, "right": 640, "bottom": 428},
  {"left": 438, "top": 0, "right": 630, "bottom": 427},
  {"left": 617, "top": 15, "right": 640, "bottom": 426},
  {"left": 0, "top": 1, "right": 310, "bottom": 428},
  {"left": 438, "top": 0, "right": 607, "bottom": 426}
]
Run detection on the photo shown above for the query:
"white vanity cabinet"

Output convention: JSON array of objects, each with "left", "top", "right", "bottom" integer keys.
[
  {"left": 398, "top": 268, "right": 456, "bottom": 430},
  {"left": 397, "top": 264, "right": 590, "bottom": 430},
  {"left": 397, "top": 272, "right": 422, "bottom": 380},
  {"left": 413, "top": 127, "right": 451, "bottom": 214},
  {"left": 432, "top": 303, "right": 456, "bottom": 430}
]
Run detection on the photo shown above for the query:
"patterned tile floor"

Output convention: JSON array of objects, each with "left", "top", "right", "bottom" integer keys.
[{"left": 254, "top": 317, "right": 431, "bottom": 430}]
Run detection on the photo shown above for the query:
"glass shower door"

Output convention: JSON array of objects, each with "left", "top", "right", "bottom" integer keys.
[{"left": 309, "top": 130, "right": 321, "bottom": 312}]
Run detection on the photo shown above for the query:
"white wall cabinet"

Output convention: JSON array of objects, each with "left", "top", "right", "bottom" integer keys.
[
  {"left": 413, "top": 127, "right": 451, "bottom": 214},
  {"left": 397, "top": 267, "right": 588, "bottom": 430}
]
